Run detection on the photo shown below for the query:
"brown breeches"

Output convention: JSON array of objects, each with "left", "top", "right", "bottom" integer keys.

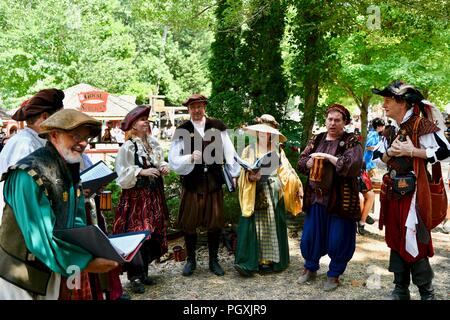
[{"left": 177, "top": 188, "right": 224, "bottom": 234}]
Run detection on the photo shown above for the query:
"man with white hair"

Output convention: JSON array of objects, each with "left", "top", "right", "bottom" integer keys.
[{"left": 0, "top": 109, "right": 118, "bottom": 299}]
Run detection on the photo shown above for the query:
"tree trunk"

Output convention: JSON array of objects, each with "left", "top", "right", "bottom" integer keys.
[
  {"left": 300, "top": 32, "right": 320, "bottom": 149},
  {"left": 301, "top": 72, "right": 319, "bottom": 148},
  {"left": 359, "top": 94, "right": 371, "bottom": 146}
]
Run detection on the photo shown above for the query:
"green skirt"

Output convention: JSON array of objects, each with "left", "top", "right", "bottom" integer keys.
[{"left": 234, "top": 199, "right": 289, "bottom": 273}]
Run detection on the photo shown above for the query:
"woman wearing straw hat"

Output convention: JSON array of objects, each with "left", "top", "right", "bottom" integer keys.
[
  {"left": 113, "top": 105, "right": 170, "bottom": 294},
  {"left": 234, "top": 115, "right": 303, "bottom": 277}
]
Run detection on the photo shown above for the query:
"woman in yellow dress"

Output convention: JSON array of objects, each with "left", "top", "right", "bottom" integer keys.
[{"left": 234, "top": 114, "right": 303, "bottom": 276}]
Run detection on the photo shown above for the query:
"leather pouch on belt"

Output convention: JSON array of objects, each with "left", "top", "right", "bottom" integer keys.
[{"left": 392, "top": 174, "right": 416, "bottom": 195}]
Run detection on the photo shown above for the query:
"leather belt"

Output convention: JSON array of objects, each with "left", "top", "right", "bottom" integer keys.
[{"left": 312, "top": 186, "right": 329, "bottom": 197}]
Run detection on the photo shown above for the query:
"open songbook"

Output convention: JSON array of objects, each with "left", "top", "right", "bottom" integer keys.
[
  {"left": 234, "top": 150, "right": 280, "bottom": 172},
  {"left": 80, "top": 161, "right": 117, "bottom": 196},
  {"left": 54, "top": 225, "right": 150, "bottom": 263}
]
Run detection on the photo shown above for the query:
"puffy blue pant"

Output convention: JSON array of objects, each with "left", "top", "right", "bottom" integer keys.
[{"left": 300, "top": 203, "right": 356, "bottom": 278}]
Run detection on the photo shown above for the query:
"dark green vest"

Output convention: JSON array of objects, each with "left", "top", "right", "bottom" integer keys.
[{"left": 0, "top": 142, "right": 83, "bottom": 296}]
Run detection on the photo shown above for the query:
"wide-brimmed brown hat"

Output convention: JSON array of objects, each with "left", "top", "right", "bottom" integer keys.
[
  {"left": 120, "top": 105, "right": 151, "bottom": 131},
  {"left": 12, "top": 88, "right": 64, "bottom": 121},
  {"left": 182, "top": 94, "right": 208, "bottom": 107},
  {"left": 39, "top": 109, "right": 101, "bottom": 138}
]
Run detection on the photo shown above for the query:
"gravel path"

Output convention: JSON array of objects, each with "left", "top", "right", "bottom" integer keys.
[{"left": 122, "top": 221, "right": 450, "bottom": 300}]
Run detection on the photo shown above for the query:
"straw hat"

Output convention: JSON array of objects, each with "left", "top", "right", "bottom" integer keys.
[{"left": 243, "top": 114, "right": 286, "bottom": 142}]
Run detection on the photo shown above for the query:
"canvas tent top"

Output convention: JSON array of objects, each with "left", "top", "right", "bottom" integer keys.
[
  {"left": 0, "top": 108, "right": 11, "bottom": 119},
  {"left": 63, "top": 83, "right": 137, "bottom": 120}
]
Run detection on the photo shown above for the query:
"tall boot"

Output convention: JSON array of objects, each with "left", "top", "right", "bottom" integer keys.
[
  {"left": 411, "top": 257, "right": 436, "bottom": 300},
  {"left": 388, "top": 250, "right": 410, "bottom": 300},
  {"left": 208, "top": 230, "right": 225, "bottom": 276},
  {"left": 418, "top": 282, "right": 435, "bottom": 300},
  {"left": 389, "top": 271, "right": 411, "bottom": 300},
  {"left": 182, "top": 233, "right": 197, "bottom": 277}
]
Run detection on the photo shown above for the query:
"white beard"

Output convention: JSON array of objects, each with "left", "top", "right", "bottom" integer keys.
[{"left": 59, "top": 145, "right": 83, "bottom": 163}]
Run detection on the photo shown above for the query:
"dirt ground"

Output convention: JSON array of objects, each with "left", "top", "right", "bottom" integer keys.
[{"left": 121, "top": 220, "right": 450, "bottom": 300}]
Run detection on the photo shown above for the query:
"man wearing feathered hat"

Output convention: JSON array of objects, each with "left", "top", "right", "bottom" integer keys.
[
  {"left": 0, "top": 109, "right": 118, "bottom": 299},
  {"left": 0, "top": 88, "right": 65, "bottom": 225},
  {"left": 372, "top": 80, "right": 450, "bottom": 300},
  {"left": 297, "top": 103, "right": 363, "bottom": 292},
  {"left": 168, "top": 94, "right": 240, "bottom": 277}
]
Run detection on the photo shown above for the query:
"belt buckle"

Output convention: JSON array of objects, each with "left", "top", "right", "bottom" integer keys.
[{"left": 315, "top": 187, "right": 323, "bottom": 197}]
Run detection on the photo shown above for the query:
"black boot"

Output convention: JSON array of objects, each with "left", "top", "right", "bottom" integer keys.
[
  {"left": 182, "top": 233, "right": 197, "bottom": 277},
  {"left": 418, "top": 282, "right": 436, "bottom": 300},
  {"left": 389, "top": 271, "right": 411, "bottom": 300},
  {"left": 208, "top": 231, "right": 225, "bottom": 276},
  {"left": 139, "top": 242, "right": 156, "bottom": 285},
  {"left": 411, "top": 257, "right": 436, "bottom": 300},
  {"left": 388, "top": 250, "right": 410, "bottom": 300}
]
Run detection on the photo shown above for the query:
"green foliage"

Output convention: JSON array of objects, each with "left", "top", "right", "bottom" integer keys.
[
  {"left": 208, "top": 0, "right": 246, "bottom": 128},
  {"left": 0, "top": 0, "right": 214, "bottom": 109},
  {"left": 208, "top": 0, "right": 288, "bottom": 129},
  {"left": 1, "top": 0, "right": 448, "bottom": 156},
  {"left": 162, "top": 171, "right": 182, "bottom": 228},
  {"left": 103, "top": 179, "right": 122, "bottom": 229},
  {"left": 239, "top": 0, "right": 288, "bottom": 121},
  {"left": 223, "top": 190, "right": 241, "bottom": 226}
]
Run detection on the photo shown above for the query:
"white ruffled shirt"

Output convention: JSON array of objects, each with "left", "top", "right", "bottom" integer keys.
[
  {"left": 115, "top": 135, "right": 168, "bottom": 189},
  {"left": 168, "top": 118, "right": 240, "bottom": 177}
]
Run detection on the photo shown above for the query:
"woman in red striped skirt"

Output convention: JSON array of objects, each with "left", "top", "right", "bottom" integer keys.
[{"left": 113, "top": 105, "right": 170, "bottom": 294}]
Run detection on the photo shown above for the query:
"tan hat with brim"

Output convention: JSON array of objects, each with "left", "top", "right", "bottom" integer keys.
[
  {"left": 39, "top": 109, "right": 102, "bottom": 138},
  {"left": 243, "top": 123, "right": 287, "bottom": 143}
]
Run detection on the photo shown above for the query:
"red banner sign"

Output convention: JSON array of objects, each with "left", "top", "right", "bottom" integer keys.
[{"left": 78, "top": 91, "right": 109, "bottom": 112}]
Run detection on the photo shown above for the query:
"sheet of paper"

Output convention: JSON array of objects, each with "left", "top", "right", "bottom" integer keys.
[
  {"left": 81, "top": 162, "right": 113, "bottom": 182},
  {"left": 109, "top": 234, "right": 146, "bottom": 257}
]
